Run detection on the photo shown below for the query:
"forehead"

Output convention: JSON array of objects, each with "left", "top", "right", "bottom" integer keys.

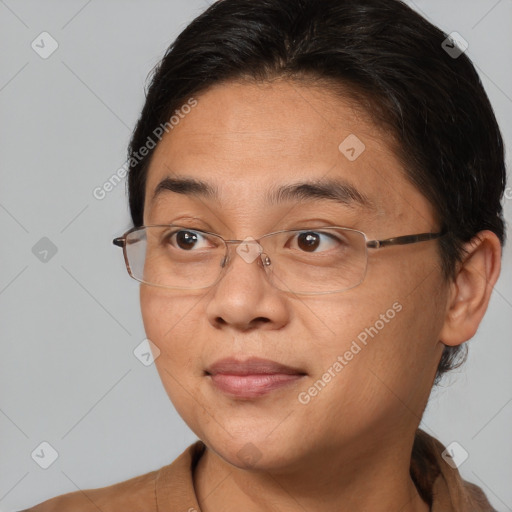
[{"left": 143, "top": 79, "right": 435, "bottom": 226}]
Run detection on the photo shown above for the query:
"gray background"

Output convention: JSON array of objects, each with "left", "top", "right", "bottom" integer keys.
[{"left": 0, "top": 0, "right": 510, "bottom": 510}]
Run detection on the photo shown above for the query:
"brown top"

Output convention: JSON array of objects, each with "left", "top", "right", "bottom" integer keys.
[{"left": 21, "top": 429, "right": 496, "bottom": 512}]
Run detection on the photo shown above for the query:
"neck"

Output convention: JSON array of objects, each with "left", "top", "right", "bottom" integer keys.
[{"left": 193, "top": 431, "right": 430, "bottom": 512}]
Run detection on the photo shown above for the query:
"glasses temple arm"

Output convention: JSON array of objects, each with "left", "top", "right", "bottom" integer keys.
[{"left": 366, "top": 230, "right": 447, "bottom": 249}]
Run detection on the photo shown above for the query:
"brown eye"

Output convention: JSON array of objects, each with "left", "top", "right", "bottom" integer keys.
[
  {"left": 176, "top": 230, "right": 199, "bottom": 250},
  {"left": 290, "top": 231, "right": 345, "bottom": 253},
  {"left": 297, "top": 232, "right": 320, "bottom": 252},
  {"left": 165, "top": 229, "right": 212, "bottom": 251}
]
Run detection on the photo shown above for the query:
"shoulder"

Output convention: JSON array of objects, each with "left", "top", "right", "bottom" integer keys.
[
  {"left": 20, "top": 466, "right": 161, "bottom": 512},
  {"left": 20, "top": 441, "right": 206, "bottom": 512},
  {"left": 413, "top": 429, "right": 496, "bottom": 511}
]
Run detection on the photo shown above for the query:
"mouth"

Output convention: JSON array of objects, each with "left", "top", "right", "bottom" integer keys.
[{"left": 205, "top": 357, "right": 307, "bottom": 399}]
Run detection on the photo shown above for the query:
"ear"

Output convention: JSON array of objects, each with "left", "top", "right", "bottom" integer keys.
[{"left": 439, "top": 230, "right": 502, "bottom": 347}]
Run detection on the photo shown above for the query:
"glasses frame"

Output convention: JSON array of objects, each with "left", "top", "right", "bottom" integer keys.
[{"left": 113, "top": 224, "right": 448, "bottom": 295}]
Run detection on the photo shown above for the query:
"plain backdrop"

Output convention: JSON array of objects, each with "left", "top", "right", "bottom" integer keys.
[{"left": 0, "top": 0, "right": 511, "bottom": 510}]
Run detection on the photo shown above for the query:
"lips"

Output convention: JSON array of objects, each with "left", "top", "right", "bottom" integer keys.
[
  {"left": 205, "top": 356, "right": 306, "bottom": 376},
  {"left": 205, "top": 357, "right": 307, "bottom": 399}
]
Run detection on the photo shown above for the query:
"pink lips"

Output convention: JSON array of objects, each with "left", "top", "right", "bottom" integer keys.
[{"left": 205, "top": 357, "right": 306, "bottom": 398}]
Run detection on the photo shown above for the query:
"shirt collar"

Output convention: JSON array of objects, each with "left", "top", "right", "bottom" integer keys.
[{"left": 155, "top": 429, "right": 495, "bottom": 512}]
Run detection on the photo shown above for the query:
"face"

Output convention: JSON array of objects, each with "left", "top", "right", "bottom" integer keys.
[{"left": 140, "top": 79, "right": 448, "bottom": 472}]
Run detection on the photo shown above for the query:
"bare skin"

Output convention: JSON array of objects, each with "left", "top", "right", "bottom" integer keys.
[{"left": 139, "top": 78, "right": 501, "bottom": 512}]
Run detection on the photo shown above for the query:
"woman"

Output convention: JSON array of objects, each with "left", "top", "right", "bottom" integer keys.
[{"left": 23, "top": 0, "right": 505, "bottom": 510}]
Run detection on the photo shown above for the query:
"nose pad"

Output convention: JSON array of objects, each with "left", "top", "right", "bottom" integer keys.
[
  {"left": 216, "top": 247, "right": 275, "bottom": 290},
  {"left": 261, "top": 253, "right": 272, "bottom": 267}
]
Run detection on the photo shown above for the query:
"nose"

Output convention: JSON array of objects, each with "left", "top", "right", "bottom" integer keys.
[{"left": 205, "top": 240, "right": 289, "bottom": 332}]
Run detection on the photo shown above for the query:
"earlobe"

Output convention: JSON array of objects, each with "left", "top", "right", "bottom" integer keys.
[{"left": 439, "top": 230, "right": 502, "bottom": 347}]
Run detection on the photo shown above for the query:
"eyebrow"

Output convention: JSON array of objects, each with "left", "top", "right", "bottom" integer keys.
[{"left": 151, "top": 175, "right": 376, "bottom": 211}]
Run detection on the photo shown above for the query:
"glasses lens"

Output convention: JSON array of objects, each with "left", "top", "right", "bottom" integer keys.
[
  {"left": 123, "top": 226, "right": 368, "bottom": 294},
  {"left": 261, "top": 228, "right": 368, "bottom": 294},
  {"left": 125, "top": 226, "right": 226, "bottom": 289}
]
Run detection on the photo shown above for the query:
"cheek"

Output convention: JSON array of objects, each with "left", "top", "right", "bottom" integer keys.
[
  {"left": 305, "top": 295, "right": 406, "bottom": 389},
  {"left": 301, "top": 263, "right": 445, "bottom": 420},
  {"left": 139, "top": 286, "right": 208, "bottom": 372},
  {"left": 141, "top": 285, "right": 198, "bottom": 339},
  {"left": 349, "top": 271, "right": 447, "bottom": 408},
  {"left": 139, "top": 286, "right": 208, "bottom": 422}
]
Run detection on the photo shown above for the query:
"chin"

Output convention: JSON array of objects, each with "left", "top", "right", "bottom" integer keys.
[{"left": 203, "top": 430, "right": 305, "bottom": 473}]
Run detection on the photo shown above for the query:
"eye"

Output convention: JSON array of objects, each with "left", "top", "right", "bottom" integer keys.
[
  {"left": 290, "top": 231, "right": 345, "bottom": 253},
  {"left": 166, "top": 229, "right": 213, "bottom": 251}
]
